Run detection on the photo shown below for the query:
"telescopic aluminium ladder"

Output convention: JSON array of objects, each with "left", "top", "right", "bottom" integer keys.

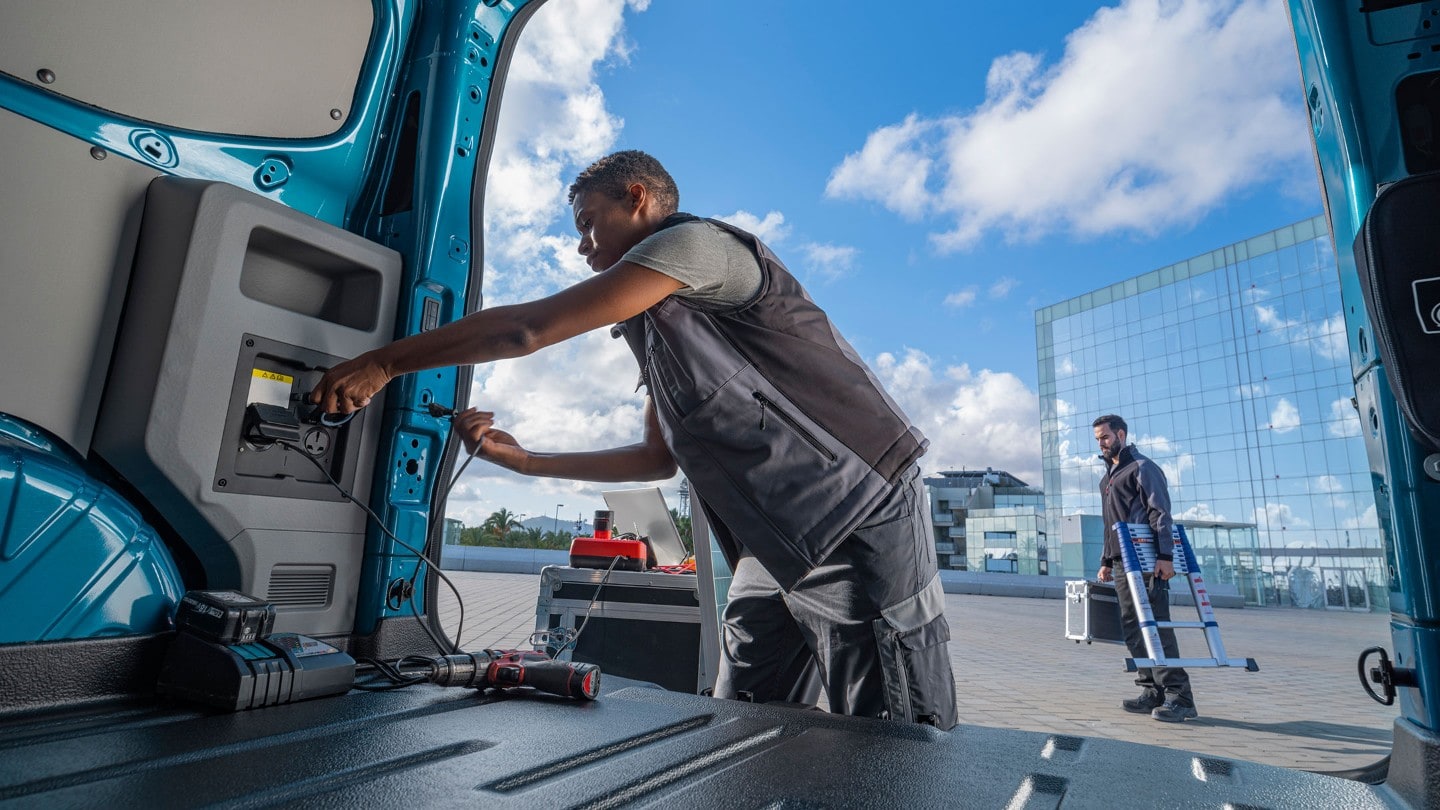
[{"left": 1115, "top": 522, "right": 1260, "bottom": 673}]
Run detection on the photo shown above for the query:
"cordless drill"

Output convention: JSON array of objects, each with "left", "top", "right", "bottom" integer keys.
[{"left": 425, "top": 649, "right": 601, "bottom": 700}]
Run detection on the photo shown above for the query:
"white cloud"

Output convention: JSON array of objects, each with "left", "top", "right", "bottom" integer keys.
[
  {"left": 1254, "top": 304, "right": 1294, "bottom": 332},
  {"left": 481, "top": 0, "right": 647, "bottom": 306},
  {"left": 1314, "top": 312, "right": 1348, "bottom": 361},
  {"left": 449, "top": 329, "right": 682, "bottom": 516},
  {"left": 441, "top": 0, "right": 664, "bottom": 524},
  {"left": 1313, "top": 474, "right": 1344, "bottom": 493},
  {"left": 1057, "top": 437, "right": 1102, "bottom": 470},
  {"left": 1328, "top": 397, "right": 1362, "bottom": 438},
  {"left": 1252, "top": 501, "right": 1308, "bottom": 528},
  {"left": 1256, "top": 306, "right": 1348, "bottom": 361},
  {"left": 824, "top": 0, "right": 1309, "bottom": 251},
  {"left": 1343, "top": 504, "right": 1379, "bottom": 531},
  {"left": 1270, "top": 397, "right": 1300, "bottom": 433},
  {"left": 825, "top": 114, "right": 938, "bottom": 221},
  {"left": 944, "top": 287, "right": 979, "bottom": 308},
  {"left": 1133, "top": 433, "right": 1195, "bottom": 486},
  {"left": 714, "top": 209, "right": 790, "bottom": 245},
  {"left": 1159, "top": 455, "right": 1196, "bottom": 487},
  {"left": 507, "top": 0, "right": 649, "bottom": 90},
  {"left": 988, "top": 276, "right": 1019, "bottom": 299},
  {"left": 872, "top": 348, "right": 1041, "bottom": 484},
  {"left": 712, "top": 210, "right": 857, "bottom": 281},
  {"left": 800, "top": 242, "right": 859, "bottom": 282},
  {"left": 1177, "top": 502, "right": 1227, "bottom": 522}
]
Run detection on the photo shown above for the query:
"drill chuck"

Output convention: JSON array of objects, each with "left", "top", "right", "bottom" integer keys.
[{"left": 427, "top": 653, "right": 487, "bottom": 688}]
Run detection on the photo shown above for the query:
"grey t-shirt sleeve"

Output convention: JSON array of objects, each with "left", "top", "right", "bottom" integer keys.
[{"left": 621, "top": 220, "right": 763, "bottom": 308}]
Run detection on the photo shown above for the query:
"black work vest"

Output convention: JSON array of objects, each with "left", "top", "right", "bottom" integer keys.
[{"left": 616, "top": 214, "right": 927, "bottom": 589}]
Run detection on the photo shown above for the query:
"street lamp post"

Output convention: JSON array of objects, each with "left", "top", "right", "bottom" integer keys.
[{"left": 554, "top": 504, "right": 564, "bottom": 537}]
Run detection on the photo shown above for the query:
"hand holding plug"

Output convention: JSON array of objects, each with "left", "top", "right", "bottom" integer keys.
[{"left": 451, "top": 408, "right": 528, "bottom": 471}]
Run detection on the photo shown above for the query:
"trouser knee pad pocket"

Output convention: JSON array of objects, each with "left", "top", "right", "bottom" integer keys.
[{"left": 872, "top": 614, "right": 957, "bottom": 730}]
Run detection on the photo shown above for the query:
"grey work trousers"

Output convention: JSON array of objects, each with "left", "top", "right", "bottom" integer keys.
[
  {"left": 712, "top": 466, "right": 959, "bottom": 729},
  {"left": 1114, "top": 571, "right": 1195, "bottom": 707}
]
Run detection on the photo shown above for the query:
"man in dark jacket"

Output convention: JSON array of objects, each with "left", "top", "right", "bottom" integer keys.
[
  {"left": 311, "top": 150, "right": 957, "bottom": 729},
  {"left": 1093, "top": 414, "right": 1197, "bottom": 722}
]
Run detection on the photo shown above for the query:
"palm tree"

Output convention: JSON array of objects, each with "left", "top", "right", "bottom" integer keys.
[
  {"left": 541, "top": 529, "right": 573, "bottom": 549},
  {"left": 481, "top": 508, "right": 523, "bottom": 540}
]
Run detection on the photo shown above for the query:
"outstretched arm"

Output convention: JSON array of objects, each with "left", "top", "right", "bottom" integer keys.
[
  {"left": 311, "top": 263, "right": 683, "bottom": 414},
  {"left": 453, "top": 397, "right": 676, "bottom": 483}
]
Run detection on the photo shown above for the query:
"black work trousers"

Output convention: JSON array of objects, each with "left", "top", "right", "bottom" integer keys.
[
  {"left": 1114, "top": 571, "right": 1195, "bottom": 707},
  {"left": 712, "top": 466, "right": 958, "bottom": 729}
]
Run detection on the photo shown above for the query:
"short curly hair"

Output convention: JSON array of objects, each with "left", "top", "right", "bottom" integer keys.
[{"left": 568, "top": 150, "right": 679, "bottom": 216}]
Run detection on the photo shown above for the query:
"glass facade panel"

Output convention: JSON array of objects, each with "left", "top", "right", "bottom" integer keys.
[{"left": 1034, "top": 217, "right": 1381, "bottom": 608}]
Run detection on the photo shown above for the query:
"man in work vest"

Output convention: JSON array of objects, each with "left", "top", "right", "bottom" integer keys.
[
  {"left": 1093, "top": 413, "right": 1197, "bottom": 722},
  {"left": 312, "top": 150, "right": 958, "bottom": 728}
]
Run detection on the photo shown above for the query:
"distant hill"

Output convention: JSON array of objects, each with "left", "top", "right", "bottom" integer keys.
[{"left": 520, "top": 515, "right": 592, "bottom": 536}]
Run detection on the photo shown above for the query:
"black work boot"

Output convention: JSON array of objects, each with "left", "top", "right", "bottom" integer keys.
[
  {"left": 1121, "top": 690, "right": 1164, "bottom": 714},
  {"left": 1152, "top": 699, "right": 1199, "bottom": 722}
]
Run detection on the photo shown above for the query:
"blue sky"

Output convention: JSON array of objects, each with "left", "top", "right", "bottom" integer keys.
[{"left": 444, "top": 0, "right": 1323, "bottom": 529}]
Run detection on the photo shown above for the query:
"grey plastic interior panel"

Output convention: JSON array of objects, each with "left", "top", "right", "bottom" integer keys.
[
  {"left": 241, "top": 229, "right": 386, "bottom": 331},
  {"left": 0, "top": 677, "right": 1405, "bottom": 808},
  {"left": 93, "top": 178, "right": 402, "bottom": 637},
  {"left": 0, "top": 107, "right": 160, "bottom": 454},
  {"left": 0, "top": 0, "right": 371, "bottom": 138}
]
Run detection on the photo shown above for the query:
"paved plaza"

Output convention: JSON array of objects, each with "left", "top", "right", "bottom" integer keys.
[{"left": 437, "top": 570, "right": 1397, "bottom": 772}]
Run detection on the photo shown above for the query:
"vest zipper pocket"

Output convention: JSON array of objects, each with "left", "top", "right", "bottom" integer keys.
[{"left": 753, "top": 393, "right": 837, "bottom": 462}]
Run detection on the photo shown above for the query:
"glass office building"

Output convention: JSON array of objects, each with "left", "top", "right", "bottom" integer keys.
[{"left": 1035, "top": 216, "right": 1383, "bottom": 609}]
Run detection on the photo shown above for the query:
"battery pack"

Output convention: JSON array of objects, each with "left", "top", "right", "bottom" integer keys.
[{"left": 174, "top": 590, "right": 276, "bottom": 644}]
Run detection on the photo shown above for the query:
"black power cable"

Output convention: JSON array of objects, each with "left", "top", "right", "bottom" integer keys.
[
  {"left": 411, "top": 403, "right": 617, "bottom": 661},
  {"left": 277, "top": 439, "right": 470, "bottom": 656},
  {"left": 549, "top": 555, "right": 622, "bottom": 661},
  {"left": 280, "top": 404, "right": 613, "bottom": 667}
]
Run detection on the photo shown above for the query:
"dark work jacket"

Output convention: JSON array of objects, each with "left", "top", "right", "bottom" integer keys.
[
  {"left": 615, "top": 214, "right": 928, "bottom": 590},
  {"left": 1098, "top": 445, "right": 1174, "bottom": 568}
]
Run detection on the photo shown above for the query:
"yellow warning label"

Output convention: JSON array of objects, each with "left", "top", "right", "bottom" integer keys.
[
  {"left": 248, "top": 368, "right": 294, "bottom": 408},
  {"left": 252, "top": 369, "right": 294, "bottom": 384}
]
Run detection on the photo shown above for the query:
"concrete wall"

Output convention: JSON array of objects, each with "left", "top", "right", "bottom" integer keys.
[
  {"left": 938, "top": 570, "right": 1245, "bottom": 608},
  {"left": 441, "top": 544, "right": 568, "bottom": 575},
  {"left": 439, "top": 547, "right": 1245, "bottom": 609}
]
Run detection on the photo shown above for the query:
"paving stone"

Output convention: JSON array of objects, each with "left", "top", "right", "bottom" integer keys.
[{"left": 437, "top": 570, "right": 1397, "bottom": 771}]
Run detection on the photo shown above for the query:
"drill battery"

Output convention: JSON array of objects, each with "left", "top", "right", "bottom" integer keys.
[{"left": 173, "top": 590, "right": 276, "bottom": 644}]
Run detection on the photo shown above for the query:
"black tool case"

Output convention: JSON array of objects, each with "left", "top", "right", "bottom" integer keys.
[{"left": 535, "top": 565, "right": 705, "bottom": 694}]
